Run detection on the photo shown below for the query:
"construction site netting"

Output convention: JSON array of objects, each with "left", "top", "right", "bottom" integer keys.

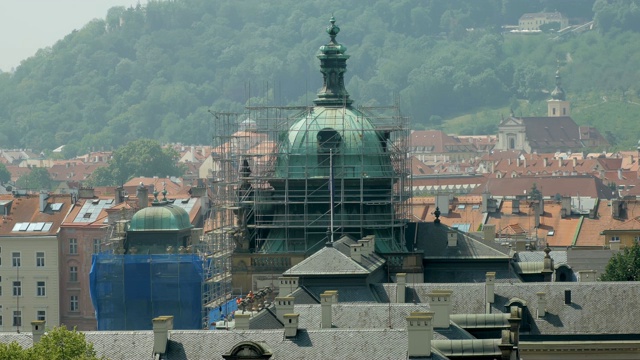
[{"left": 90, "top": 253, "right": 204, "bottom": 330}]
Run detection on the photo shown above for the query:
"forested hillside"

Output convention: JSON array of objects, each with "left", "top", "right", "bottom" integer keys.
[{"left": 2, "top": 0, "right": 640, "bottom": 155}]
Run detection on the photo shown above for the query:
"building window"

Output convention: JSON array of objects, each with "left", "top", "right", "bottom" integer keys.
[
  {"left": 36, "top": 281, "right": 46, "bottom": 297},
  {"left": 36, "top": 252, "right": 45, "bottom": 267},
  {"left": 552, "top": 108, "right": 556, "bottom": 115},
  {"left": 0, "top": 246, "right": 2, "bottom": 266},
  {"left": 12, "top": 311, "right": 21, "bottom": 327},
  {"left": 11, "top": 252, "right": 20, "bottom": 267},
  {"left": 70, "top": 295, "right": 79, "bottom": 312},
  {"left": 0, "top": 286, "right": 2, "bottom": 296},
  {"left": 69, "top": 266, "right": 78, "bottom": 282},
  {"left": 93, "top": 239, "right": 100, "bottom": 254},
  {"left": 611, "top": 236, "right": 620, "bottom": 242},
  {"left": 12, "top": 281, "right": 21, "bottom": 296},
  {"left": 69, "top": 238, "right": 78, "bottom": 254},
  {"left": 37, "top": 310, "right": 46, "bottom": 322},
  {"left": 562, "top": 108, "right": 566, "bottom": 115}
]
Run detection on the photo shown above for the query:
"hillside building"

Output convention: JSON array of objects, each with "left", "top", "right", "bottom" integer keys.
[{"left": 518, "top": 12, "right": 569, "bottom": 31}]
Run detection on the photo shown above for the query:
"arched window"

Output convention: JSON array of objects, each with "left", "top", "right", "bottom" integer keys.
[{"left": 317, "top": 128, "right": 341, "bottom": 152}]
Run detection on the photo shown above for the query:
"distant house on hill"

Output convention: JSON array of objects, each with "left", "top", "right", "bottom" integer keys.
[{"left": 519, "top": 12, "right": 568, "bottom": 31}]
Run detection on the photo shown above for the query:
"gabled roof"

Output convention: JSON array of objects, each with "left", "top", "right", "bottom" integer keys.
[
  {"left": 0, "top": 193, "right": 73, "bottom": 236},
  {"left": 414, "top": 222, "right": 510, "bottom": 260},
  {"left": 473, "top": 176, "right": 614, "bottom": 199},
  {"left": 507, "top": 116, "right": 608, "bottom": 151},
  {"left": 283, "top": 245, "right": 370, "bottom": 276}
]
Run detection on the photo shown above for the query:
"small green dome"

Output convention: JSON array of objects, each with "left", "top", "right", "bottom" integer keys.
[{"left": 129, "top": 204, "right": 193, "bottom": 231}]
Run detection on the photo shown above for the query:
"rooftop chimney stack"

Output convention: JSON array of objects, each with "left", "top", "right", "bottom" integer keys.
[
  {"left": 283, "top": 313, "right": 299, "bottom": 338},
  {"left": 321, "top": 290, "right": 338, "bottom": 328},
  {"left": 406, "top": 313, "right": 433, "bottom": 358},
  {"left": 428, "top": 290, "right": 452, "bottom": 328},
  {"left": 350, "top": 243, "right": 362, "bottom": 262},
  {"left": 39, "top": 191, "right": 49, "bottom": 212},
  {"left": 564, "top": 289, "right": 572, "bottom": 305},
  {"left": 31, "top": 320, "right": 46, "bottom": 345},
  {"left": 152, "top": 316, "right": 174, "bottom": 356},
  {"left": 115, "top": 186, "right": 124, "bottom": 205},
  {"left": 396, "top": 273, "right": 406, "bottom": 303},
  {"left": 508, "top": 306, "right": 521, "bottom": 347},
  {"left": 485, "top": 272, "right": 496, "bottom": 305},
  {"left": 278, "top": 276, "right": 299, "bottom": 296},
  {"left": 234, "top": 313, "right": 251, "bottom": 330},
  {"left": 275, "top": 296, "right": 295, "bottom": 324},
  {"left": 447, "top": 230, "right": 457, "bottom": 247},
  {"left": 536, "top": 292, "right": 546, "bottom": 318},
  {"left": 137, "top": 184, "right": 149, "bottom": 209}
]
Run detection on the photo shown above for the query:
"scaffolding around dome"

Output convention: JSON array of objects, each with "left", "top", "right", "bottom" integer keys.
[{"left": 208, "top": 101, "right": 411, "bottom": 260}]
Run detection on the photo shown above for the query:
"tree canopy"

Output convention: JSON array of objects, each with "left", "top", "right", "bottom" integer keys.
[
  {"left": 2, "top": 0, "right": 640, "bottom": 152},
  {"left": 0, "top": 326, "right": 104, "bottom": 360},
  {"left": 16, "top": 167, "right": 52, "bottom": 191},
  {"left": 88, "top": 138, "right": 184, "bottom": 186},
  {"left": 0, "top": 163, "right": 10, "bottom": 184},
  {"left": 600, "top": 242, "right": 640, "bottom": 281}
]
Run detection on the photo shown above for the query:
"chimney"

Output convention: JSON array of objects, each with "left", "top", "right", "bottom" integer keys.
[
  {"left": 234, "top": 313, "right": 251, "bottom": 330},
  {"left": 561, "top": 196, "right": 571, "bottom": 218},
  {"left": 275, "top": 296, "right": 295, "bottom": 324},
  {"left": 39, "top": 191, "right": 49, "bottom": 212},
  {"left": 406, "top": 312, "right": 433, "bottom": 358},
  {"left": 572, "top": 157, "right": 577, "bottom": 167},
  {"left": 428, "top": 290, "right": 452, "bottom": 328},
  {"left": 447, "top": 230, "right": 457, "bottom": 247},
  {"left": 485, "top": 272, "right": 496, "bottom": 305},
  {"left": 137, "top": 184, "right": 149, "bottom": 209},
  {"left": 31, "top": 320, "right": 46, "bottom": 344},
  {"left": 481, "top": 191, "right": 490, "bottom": 213},
  {"left": 558, "top": 158, "right": 562, "bottom": 167},
  {"left": 498, "top": 329, "right": 515, "bottom": 360},
  {"left": 542, "top": 246, "right": 554, "bottom": 282},
  {"left": 483, "top": 224, "right": 496, "bottom": 243},
  {"left": 436, "top": 194, "right": 450, "bottom": 216},
  {"left": 78, "top": 187, "right": 95, "bottom": 199},
  {"left": 278, "top": 276, "right": 299, "bottom": 296},
  {"left": 321, "top": 290, "right": 337, "bottom": 328},
  {"left": 508, "top": 306, "right": 521, "bottom": 347},
  {"left": 396, "top": 273, "right": 406, "bottom": 303},
  {"left": 618, "top": 168, "right": 623, "bottom": 180},
  {"left": 283, "top": 313, "right": 299, "bottom": 338},
  {"left": 350, "top": 243, "right": 362, "bottom": 263},
  {"left": 516, "top": 158, "right": 520, "bottom": 167},
  {"left": 536, "top": 292, "right": 546, "bottom": 318},
  {"left": 115, "top": 186, "right": 124, "bottom": 205},
  {"left": 152, "top": 316, "right": 173, "bottom": 356},
  {"left": 358, "top": 235, "right": 375, "bottom": 257},
  {"left": 564, "top": 289, "right": 572, "bottom": 305},
  {"left": 543, "top": 157, "right": 548, "bottom": 167}
]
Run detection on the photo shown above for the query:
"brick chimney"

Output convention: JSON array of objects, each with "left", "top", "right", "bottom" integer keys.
[
  {"left": 350, "top": 243, "right": 362, "bottom": 262},
  {"left": 486, "top": 272, "right": 496, "bottom": 305},
  {"left": 396, "top": 273, "right": 406, "bottom": 303},
  {"left": 137, "top": 183, "right": 148, "bottom": 209},
  {"left": 428, "top": 290, "right": 452, "bottom": 328},
  {"left": 447, "top": 230, "right": 457, "bottom": 247},
  {"left": 39, "top": 191, "right": 49, "bottom": 213},
  {"left": 406, "top": 312, "right": 433, "bottom": 357},
  {"left": 278, "top": 276, "right": 299, "bottom": 296},
  {"left": 283, "top": 313, "right": 299, "bottom": 338},
  {"left": 31, "top": 320, "right": 46, "bottom": 344},
  {"left": 536, "top": 292, "right": 546, "bottom": 318},
  {"left": 152, "top": 316, "right": 173, "bottom": 356},
  {"left": 321, "top": 290, "right": 338, "bottom": 328},
  {"left": 275, "top": 296, "right": 295, "bottom": 324},
  {"left": 234, "top": 313, "right": 251, "bottom": 330}
]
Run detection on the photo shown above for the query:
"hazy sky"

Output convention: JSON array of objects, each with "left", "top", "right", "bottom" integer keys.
[{"left": 0, "top": 0, "right": 146, "bottom": 72}]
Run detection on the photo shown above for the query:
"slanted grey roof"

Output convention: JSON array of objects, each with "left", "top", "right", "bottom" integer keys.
[
  {"left": 515, "top": 250, "right": 567, "bottom": 265},
  {"left": 416, "top": 223, "right": 510, "bottom": 260},
  {"left": 248, "top": 307, "right": 283, "bottom": 329},
  {"left": 566, "top": 248, "right": 618, "bottom": 276},
  {"left": 283, "top": 245, "right": 370, "bottom": 275},
  {"left": 381, "top": 282, "right": 640, "bottom": 337},
  {"left": 304, "top": 285, "right": 378, "bottom": 302},
  {"left": 290, "top": 286, "right": 320, "bottom": 304}
]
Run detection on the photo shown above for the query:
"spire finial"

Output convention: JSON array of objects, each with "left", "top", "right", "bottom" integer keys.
[{"left": 314, "top": 16, "right": 353, "bottom": 107}]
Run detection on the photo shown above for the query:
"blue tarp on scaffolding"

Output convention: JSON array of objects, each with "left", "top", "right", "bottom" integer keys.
[{"left": 90, "top": 253, "right": 204, "bottom": 330}]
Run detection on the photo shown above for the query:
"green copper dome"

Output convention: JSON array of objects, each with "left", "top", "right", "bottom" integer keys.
[
  {"left": 129, "top": 204, "right": 193, "bottom": 231},
  {"left": 274, "top": 106, "right": 393, "bottom": 179}
]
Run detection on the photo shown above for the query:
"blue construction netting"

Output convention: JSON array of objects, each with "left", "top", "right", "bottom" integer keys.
[
  {"left": 208, "top": 298, "right": 239, "bottom": 329},
  {"left": 90, "top": 253, "right": 204, "bottom": 330}
]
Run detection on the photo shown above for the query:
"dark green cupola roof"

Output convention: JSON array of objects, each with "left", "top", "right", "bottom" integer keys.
[
  {"left": 314, "top": 16, "right": 353, "bottom": 107},
  {"left": 550, "top": 67, "right": 566, "bottom": 101}
]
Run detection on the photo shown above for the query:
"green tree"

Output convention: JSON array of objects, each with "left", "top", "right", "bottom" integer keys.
[
  {"left": 0, "top": 326, "right": 103, "bottom": 360},
  {"left": 16, "top": 168, "right": 52, "bottom": 191},
  {"left": 89, "top": 139, "right": 184, "bottom": 186},
  {"left": 600, "top": 242, "right": 640, "bottom": 281},
  {"left": 0, "top": 163, "right": 10, "bottom": 184}
]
